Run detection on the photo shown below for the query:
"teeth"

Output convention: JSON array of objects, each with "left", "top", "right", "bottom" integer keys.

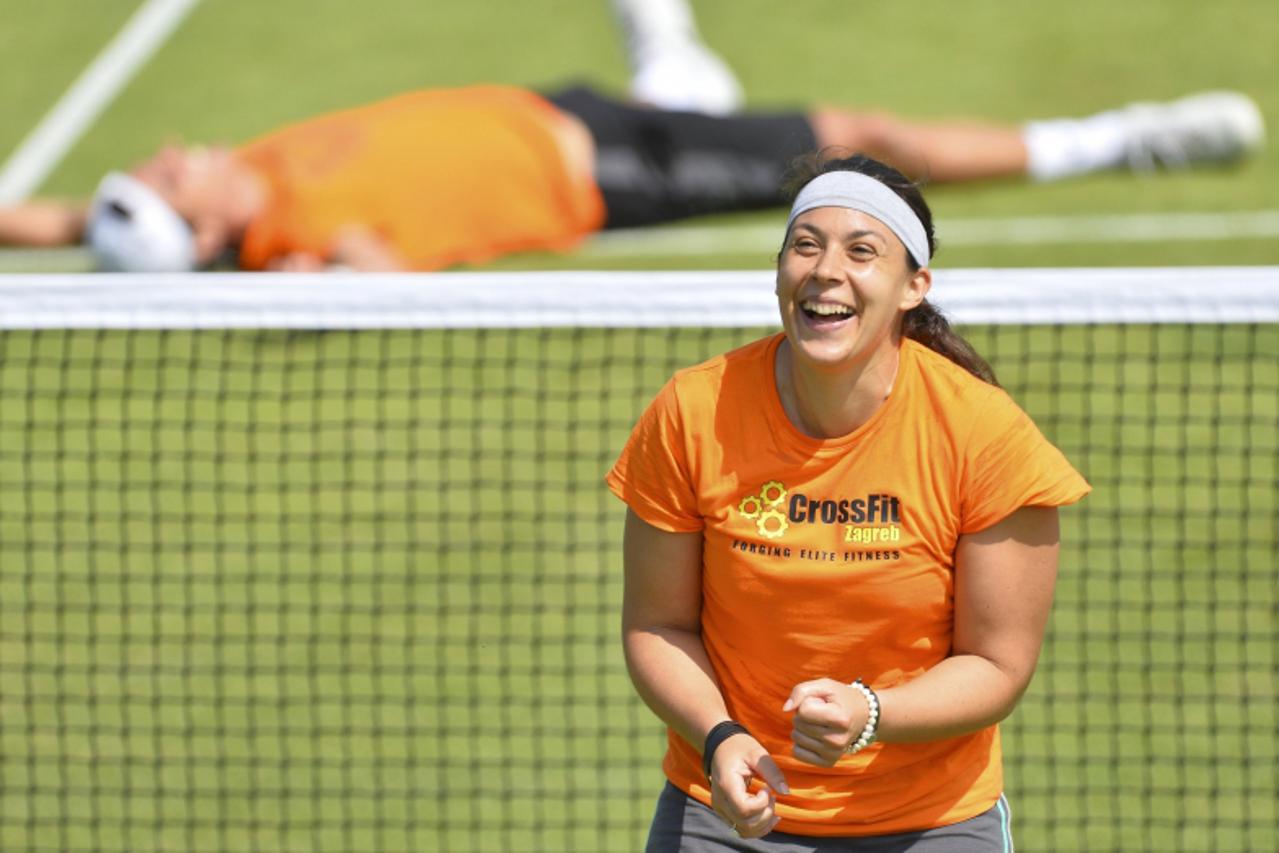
[{"left": 802, "top": 300, "right": 853, "bottom": 317}]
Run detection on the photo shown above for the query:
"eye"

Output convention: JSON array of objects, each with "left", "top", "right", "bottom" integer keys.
[
  {"left": 848, "top": 243, "right": 877, "bottom": 260},
  {"left": 791, "top": 237, "right": 820, "bottom": 254}
]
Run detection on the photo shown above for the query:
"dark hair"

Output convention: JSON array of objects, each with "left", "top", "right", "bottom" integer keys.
[{"left": 781, "top": 152, "right": 997, "bottom": 386}]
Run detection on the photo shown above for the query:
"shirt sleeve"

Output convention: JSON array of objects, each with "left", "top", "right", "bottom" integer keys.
[
  {"left": 605, "top": 378, "right": 703, "bottom": 532},
  {"left": 960, "top": 387, "right": 1091, "bottom": 534}
]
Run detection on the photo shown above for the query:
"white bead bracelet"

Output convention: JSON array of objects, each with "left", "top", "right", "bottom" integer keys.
[{"left": 845, "top": 678, "right": 880, "bottom": 755}]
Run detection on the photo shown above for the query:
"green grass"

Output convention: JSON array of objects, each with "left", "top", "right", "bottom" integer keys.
[
  {"left": 2, "top": 0, "right": 1278, "bottom": 268},
  {"left": 0, "top": 325, "right": 1275, "bottom": 851}
]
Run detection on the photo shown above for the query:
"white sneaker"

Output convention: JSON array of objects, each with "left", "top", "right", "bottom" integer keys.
[
  {"left": 629, "top": 41, "right": 744, "bottom": 115},
  {"left": 1118, "top": 91, "right": 1265, "bottom": 170}
]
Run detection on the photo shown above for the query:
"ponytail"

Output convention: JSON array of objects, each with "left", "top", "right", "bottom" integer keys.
[
  {"left": 783, "top": 152, "right": 998, "bottom": 385},
  {"left": 902, "top": 299, "right": 998, "bottom": 386}
]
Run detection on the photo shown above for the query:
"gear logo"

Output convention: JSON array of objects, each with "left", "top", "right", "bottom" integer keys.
[
  {"left": 736, "top": 480, "right": 790, "bottom": 539},
  {"left": 756, "top": 509, "right": 789, "bottom": 539}
]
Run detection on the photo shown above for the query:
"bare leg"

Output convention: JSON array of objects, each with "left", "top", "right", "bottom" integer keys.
[
  {"left": 808, "top": 108, "right": 1028, "bottom": 184},
  {"left": 809, "top": 91, "right": 1264, "bottom": 184}
]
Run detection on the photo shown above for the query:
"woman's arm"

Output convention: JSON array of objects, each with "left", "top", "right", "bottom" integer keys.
[
  {"left": 264, "top": 227, "right": 408, "bottom": 272},
  {"left": 328, "top": 226, "right": 406, "bottom": 271},
  {"left": 786, "top": 505, "right": 1061, "bottom": 764},
  {"left": 0, "top": 200, "right": 88, "bottom": 246},
  {"left": 622, "top": 508, "right": 788, "bottom": 837},
  {"left": 622, "top": 509, "right": 722, "bottom": 741}
]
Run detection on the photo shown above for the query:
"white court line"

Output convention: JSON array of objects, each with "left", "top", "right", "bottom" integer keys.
[
  {"left": 585, "top": 210, "right": 1279, "bottom": 256},
  {"left": 0, "top": 0, "right": 201, "bottom": 203}
]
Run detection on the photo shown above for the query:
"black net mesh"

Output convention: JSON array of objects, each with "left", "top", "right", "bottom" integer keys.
[{"left": 1, "top": 324, "right": 1274, "bottom": 851}]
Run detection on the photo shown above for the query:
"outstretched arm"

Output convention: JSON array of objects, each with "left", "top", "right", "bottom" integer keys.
[
  {"left": 0, "top": 199, "right": 88, "bottom": 247},
  {"left": 786, "top": 505, "right": 1061, "bottom": 764},
  {"left": 266, "top": 225, "right": 407, "bottom": 272},
  {"left": 622, "top": 509, "right": 788, "bottom": 838},
  {"left": 329, "top": 226, "right": 406, "bottom": 271}
]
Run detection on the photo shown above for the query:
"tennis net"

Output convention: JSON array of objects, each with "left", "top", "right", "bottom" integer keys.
[{"left": 1, "top": 269, "right": 1275, "bottom": 852}]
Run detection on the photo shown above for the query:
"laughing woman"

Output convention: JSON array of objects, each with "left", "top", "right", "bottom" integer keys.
[{"left": 606, "top": 154, "right": 1090, "bottom": 851}]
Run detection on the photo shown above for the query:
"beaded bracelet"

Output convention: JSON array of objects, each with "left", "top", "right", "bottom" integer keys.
[{"left": 845, "top": 679, "right": 880, "bottom": 755}]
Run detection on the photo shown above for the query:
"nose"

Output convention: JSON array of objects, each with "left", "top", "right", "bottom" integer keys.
[{"left": 811, "top": 244, "right": 847, "bottom": 285}]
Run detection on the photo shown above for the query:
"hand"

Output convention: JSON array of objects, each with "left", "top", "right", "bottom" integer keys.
[
  {"left": 708, "top": 733, "right": 789, "bottom": 839},
  {"left": 267, "top": 252, "right": 327, "bottom": 272},
  {"left": 330, "top": 226, "right": 406, "bottom": 271},
  {"left": 783, "top": 678, "right": 869, "bottom": 766}
]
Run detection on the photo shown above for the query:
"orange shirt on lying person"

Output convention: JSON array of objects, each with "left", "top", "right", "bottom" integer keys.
[
  {"left": 235, "top": 86, "right": 605, "bottom": 271},
  {"left": 606, "top": 334, "right": 1090, "bottom": 837}
]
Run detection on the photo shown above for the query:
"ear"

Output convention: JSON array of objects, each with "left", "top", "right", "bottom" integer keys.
[{"left": 899, "top": 266, "right": 931, "bottom": 312}]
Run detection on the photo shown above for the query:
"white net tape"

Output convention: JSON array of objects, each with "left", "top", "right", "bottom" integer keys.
[{"left": 1, "top": 267, "right": 1277, "bottom": 329}]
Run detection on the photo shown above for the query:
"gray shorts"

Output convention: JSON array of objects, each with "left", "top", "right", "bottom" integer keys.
[{"left": 645, "top": 782, "right": 1014, "bottom": 852}]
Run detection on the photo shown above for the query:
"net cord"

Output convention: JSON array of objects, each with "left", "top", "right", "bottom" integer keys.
[{"left": 1, "top": 267, "right": 1277, "bottom": 329}]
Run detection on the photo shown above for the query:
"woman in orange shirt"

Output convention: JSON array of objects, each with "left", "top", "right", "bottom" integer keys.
[{"left": 607, "top": 154, "right": 1090, "bottom": 850}]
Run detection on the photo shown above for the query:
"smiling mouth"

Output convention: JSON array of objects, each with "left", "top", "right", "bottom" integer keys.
[{"left": 800, "top": 300, "right": 855, "bottom": 324}]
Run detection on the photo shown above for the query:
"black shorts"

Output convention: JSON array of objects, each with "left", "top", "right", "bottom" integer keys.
[
  {"left": 645, "top": 782, "right": 1016, "bottom": 852},
  {"left": 544, "top": 85, "right": 817, "bottom": 229}
]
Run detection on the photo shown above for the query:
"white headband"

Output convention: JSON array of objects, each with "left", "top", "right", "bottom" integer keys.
[
  {"left": 87, "top": 172, "right": 197, "bottom": 272},
  {"left": 785, "top": 171, "right": 930, "bottom": 267}
]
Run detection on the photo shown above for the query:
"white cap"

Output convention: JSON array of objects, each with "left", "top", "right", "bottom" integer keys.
[{"left": 87, "top": 171, "right": 197, "bottom": 272}]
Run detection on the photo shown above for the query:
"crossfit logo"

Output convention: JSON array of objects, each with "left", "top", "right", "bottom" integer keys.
[
  {"left": 736, "top": 481, "right": 903, "bottom": 545},
  {"left": 737, "top": 480, "right": 790, "bottom": 539},
  {"left": 732, "top": 480, "right": 904, "bottom": 563}
]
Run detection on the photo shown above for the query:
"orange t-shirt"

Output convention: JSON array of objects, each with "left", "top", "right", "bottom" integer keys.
[
  {"left": 606, "top": 334, "right": 1090, "bottom": 837},
  {"left": 234, "top": 86, "right": 605, "bottom": 270}
]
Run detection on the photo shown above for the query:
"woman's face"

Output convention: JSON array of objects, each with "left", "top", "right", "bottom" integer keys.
[
  {"left": 775, "top": 204, "right": 930, "bottom": 373},
  {"left": 131, "top": 145, "right": 238, "bottom": 262},
  {"left": 133, "top": 146, "right": 235, "bottom": 218}
]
